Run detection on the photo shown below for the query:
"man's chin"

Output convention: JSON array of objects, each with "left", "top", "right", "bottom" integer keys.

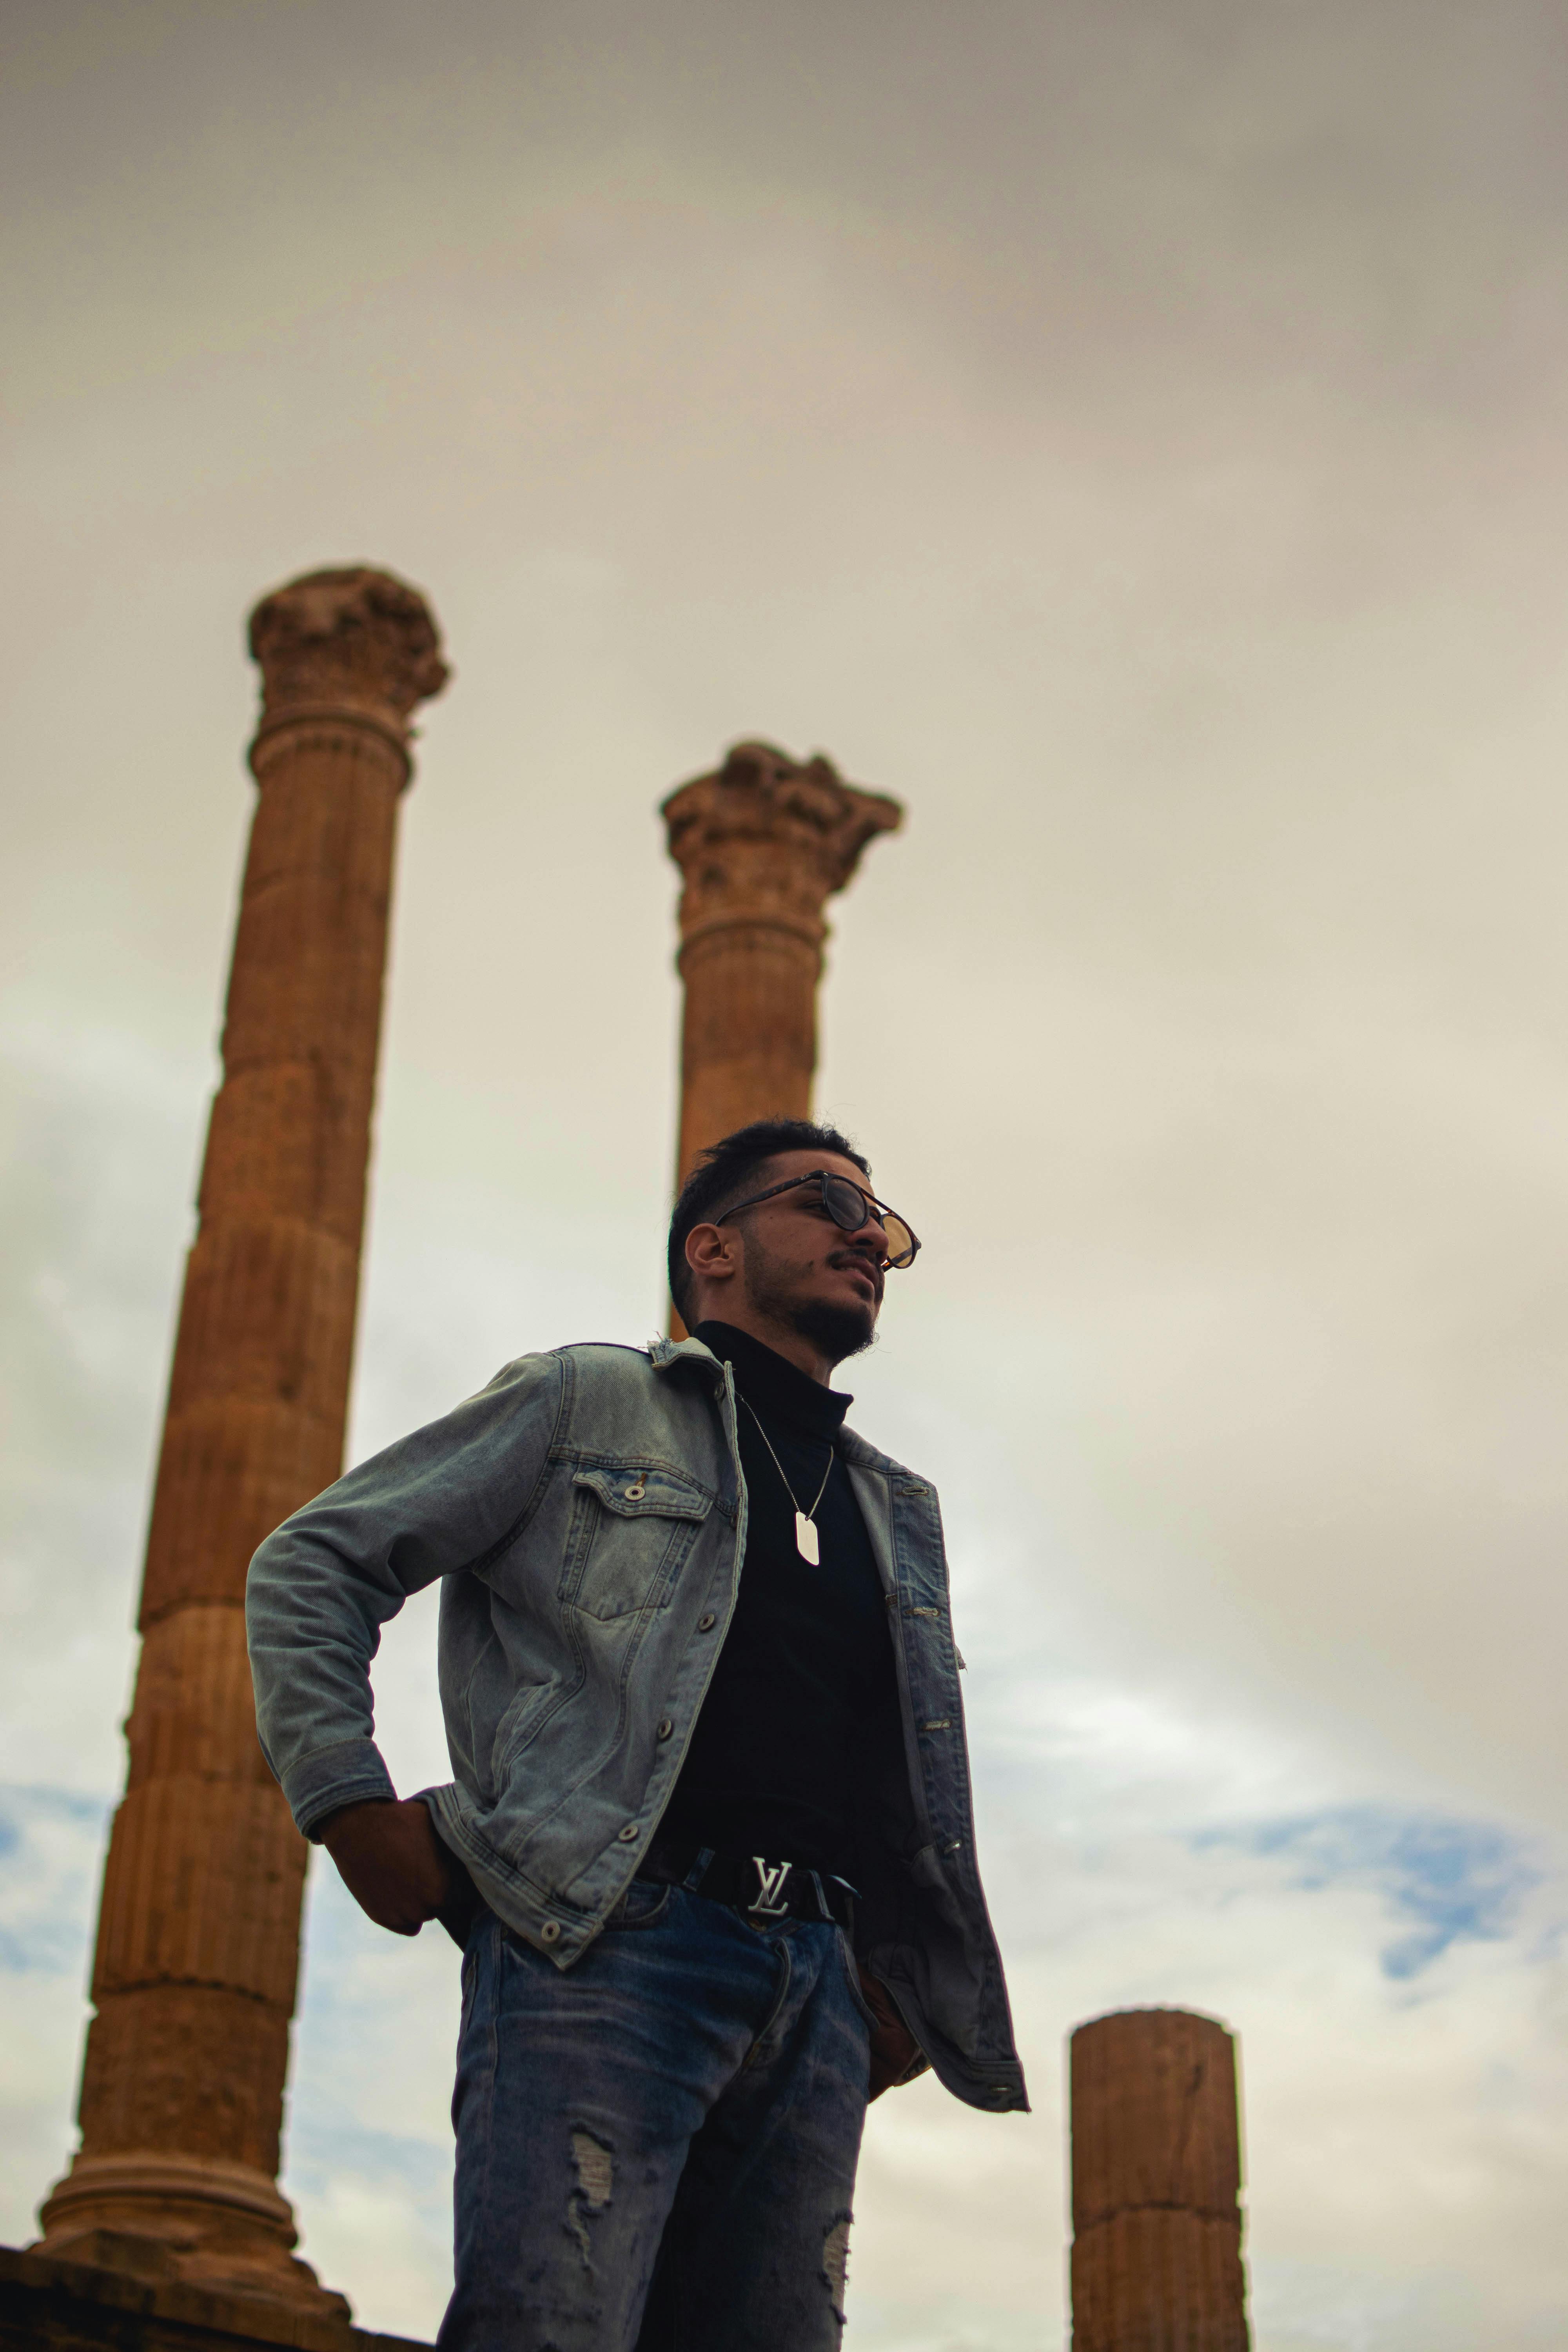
[{"left": 789, "top": 1297, "right": 878, "bottom": 1366}]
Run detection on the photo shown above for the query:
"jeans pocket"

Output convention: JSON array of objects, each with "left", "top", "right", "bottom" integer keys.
[
  {"left": 602, "top": 1877, "right": 673, "bottom": 1931},
  {"left": 837, "top": 1929, "right": 881, "bottom": 2029}
]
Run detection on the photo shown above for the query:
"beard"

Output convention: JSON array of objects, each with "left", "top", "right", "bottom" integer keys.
[
  {"left": 787, "top": 1294, "right": 879, "bottom": 1366},
  {"left": 743, "top": 1239, "right": 880, "bottom": 1368}
]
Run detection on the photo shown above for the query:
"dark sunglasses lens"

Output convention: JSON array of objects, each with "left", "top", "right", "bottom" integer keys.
[
  {"left": 820, "top": 1178, "right": 917, "bottom": 1268},
  {"left": 881, "top": 1214, "right": 916, "bottom": 1269},
  {"left": 822, "top": 1175, "right": 877, "bottom": 1232}
]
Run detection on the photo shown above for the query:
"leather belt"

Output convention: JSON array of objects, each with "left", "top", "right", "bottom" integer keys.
[{"left": 637, "top": 1833, "right": 857, "bottom": 1933}]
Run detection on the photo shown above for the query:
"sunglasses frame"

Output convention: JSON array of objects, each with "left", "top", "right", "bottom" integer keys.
[{"left": 713, "top": 1169, "right": 921, "bottom": 1270}]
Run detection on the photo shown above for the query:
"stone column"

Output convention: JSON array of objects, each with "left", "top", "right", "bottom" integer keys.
[
  {"left": 37, "top": 569, "right": 447, "bottom": 2314},
  {"left": 661, "top": 738, "right": 901, "bottom": 1218},
  {"left": 1070, "top": 2009, "right": 1250, "bottom": 2351}
]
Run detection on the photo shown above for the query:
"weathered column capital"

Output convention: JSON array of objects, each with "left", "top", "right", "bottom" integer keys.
[
  {"left": 661, "top": 740, "right": 902, "bottom": 959},
  {"left": 247, "top": 564, "right": 448, "bottom": 777}
]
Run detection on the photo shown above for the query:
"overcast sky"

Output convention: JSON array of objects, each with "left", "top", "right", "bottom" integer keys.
[{"left": 4, "top": 2, "right": 1568, "bottom": 2344}]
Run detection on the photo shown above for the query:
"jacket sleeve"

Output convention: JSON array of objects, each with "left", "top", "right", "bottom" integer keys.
[{"left": 245, "top": 1350, "right": 564, "bottom": 1839}]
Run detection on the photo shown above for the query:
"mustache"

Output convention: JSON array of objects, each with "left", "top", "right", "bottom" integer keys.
[{"left": 829, "top": 1245, "right": 885, "bottom": 1297}]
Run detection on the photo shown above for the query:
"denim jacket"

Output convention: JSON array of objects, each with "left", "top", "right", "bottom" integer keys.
[{"left": 245, "top": 1336, "right": 1027, "bottom": 2114}]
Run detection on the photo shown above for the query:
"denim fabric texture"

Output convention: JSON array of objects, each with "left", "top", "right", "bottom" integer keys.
[
  {"left": 245, "top": 1335, "right": 1026, "bottom": 2113},
  {"left": 438, "top": 1881, "right": 871, "bottom": 2351}
]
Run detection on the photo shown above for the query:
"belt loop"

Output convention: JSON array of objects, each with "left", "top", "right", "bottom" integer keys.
[{"left": 682, "top": 1844, "right": 715, "bottom": 1894}]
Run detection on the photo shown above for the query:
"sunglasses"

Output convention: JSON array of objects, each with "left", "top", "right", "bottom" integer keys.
[{"left": 715, "top": 1170, "right": 920, "bottom": 1270}]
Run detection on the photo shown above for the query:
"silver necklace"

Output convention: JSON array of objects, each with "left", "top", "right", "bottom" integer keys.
[{"left": 739, "top": 1396, "right": 834, "bottom": 1564}]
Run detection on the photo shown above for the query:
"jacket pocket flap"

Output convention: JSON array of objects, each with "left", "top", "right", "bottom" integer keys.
[{"left": 572, "top": 1467, "right": 713, "bottom": 1522}]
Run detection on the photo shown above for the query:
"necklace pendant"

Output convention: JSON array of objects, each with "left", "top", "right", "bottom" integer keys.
[{"left": 795, "top": 1511, "right": 820, "bottom": 1564}]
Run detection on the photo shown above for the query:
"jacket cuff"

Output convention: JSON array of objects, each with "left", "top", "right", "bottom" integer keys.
[{"left": 283, "top": 1737, "right": 398, "bottom": 1841}]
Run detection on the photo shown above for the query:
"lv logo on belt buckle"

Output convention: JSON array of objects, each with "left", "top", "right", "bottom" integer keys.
[{"left": 749, "top": 1857, "right": 793, "bottom": 1917}]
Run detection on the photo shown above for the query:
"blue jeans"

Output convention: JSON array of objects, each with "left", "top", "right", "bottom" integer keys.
[{"left": 437, "top": 1880, "right": 874, "bottom": 2351}]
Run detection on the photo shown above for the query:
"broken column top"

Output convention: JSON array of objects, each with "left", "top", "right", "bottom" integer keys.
[
  {"left": 1070, "top": 2007, "right": 1242, "bottom": 2230},
  {"left": 247, "top": 564, "right": 449, "bottom": 733},
  {"left": 662, "top": 739, "right": 903, "bottom": 950}
]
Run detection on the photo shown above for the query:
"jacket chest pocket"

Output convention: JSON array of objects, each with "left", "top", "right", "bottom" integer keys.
[{"left": 559, "top": 1466, "right": 713, "bottom": 1622}]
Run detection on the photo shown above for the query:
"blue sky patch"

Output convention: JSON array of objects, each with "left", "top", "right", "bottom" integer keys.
[
  {"left": 0, "top": 1783, "right": 111, "bottom": 1975},
  {"left": 1192, "top": 1806, "right": 1544, "bottom": 1978}
]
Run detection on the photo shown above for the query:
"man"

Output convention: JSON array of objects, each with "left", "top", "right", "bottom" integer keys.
[{"left": 247, "top": 1118, "right": 1025, "bottom": 2351}]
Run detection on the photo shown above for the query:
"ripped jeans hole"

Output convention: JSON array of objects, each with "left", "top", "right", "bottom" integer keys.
[
  {"left": 567, "top": 2129, "right": 614, "bottom": 2265},
  {"left": 821, "top": 2212, "right": 853, "bottom": 2319}
]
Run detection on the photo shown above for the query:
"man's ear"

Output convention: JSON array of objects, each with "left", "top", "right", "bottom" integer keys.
[{"left": 684, "top": 1221, "right": 738, "bottom": 1297}]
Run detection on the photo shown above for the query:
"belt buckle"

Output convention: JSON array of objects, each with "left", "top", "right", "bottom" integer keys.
[{"left": 748, "top": 1856, "right": 793, "bottom": 1918}]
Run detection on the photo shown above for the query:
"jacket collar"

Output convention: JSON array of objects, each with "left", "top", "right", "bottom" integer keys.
[
  {"left": 648, "top": 1332, "right": 903, "bottom": 1476},
  {"left": 647, "top": 1334, "right": 723, "bottom": 1374}
]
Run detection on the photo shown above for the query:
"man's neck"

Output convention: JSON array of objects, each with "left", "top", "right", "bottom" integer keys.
[{"left": 690, "top": 1305, "right": 835, "bottom": 1385}]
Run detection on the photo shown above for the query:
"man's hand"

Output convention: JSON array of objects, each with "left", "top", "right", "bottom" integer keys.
[
  {"left": 858, "top": 1966, "right": 928, "bottom": 2099},
  {"left": 319, "top": 1797, "right": 456, "bottom": 1936}
]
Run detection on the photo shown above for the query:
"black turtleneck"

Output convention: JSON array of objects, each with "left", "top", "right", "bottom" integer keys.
[{"left": 659, "top": 1321, "right": 898, "bottom": 1878}]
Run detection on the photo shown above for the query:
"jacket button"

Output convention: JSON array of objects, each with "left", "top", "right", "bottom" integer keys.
[
  {"left": 618, "top": 1822, "right": 641, "bottom": 1842},
  {"left": 657, "top": 1718, "right": 673, "bottom": 1740},
  {"left": 697, "top": 1612, "right": 717, "bottom": 1632},
  {"left": 540, "top": 1921, "right": 561, "bottom": 1944}
]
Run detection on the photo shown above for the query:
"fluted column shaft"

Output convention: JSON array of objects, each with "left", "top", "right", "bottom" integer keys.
[
  {"left": 661, "top": 739, "right": 901, "bottom": 1214},
  {"left": 38, "top": 569, "right": 446, "bottom": 2312},
  {"left": 1070, "top": 2008, "right": 1250, "bottom": 2352}
]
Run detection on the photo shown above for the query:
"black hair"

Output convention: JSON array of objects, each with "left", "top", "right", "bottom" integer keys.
[{"left": 667, "top": 1117, "right": 871, "bottom": 1325}]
